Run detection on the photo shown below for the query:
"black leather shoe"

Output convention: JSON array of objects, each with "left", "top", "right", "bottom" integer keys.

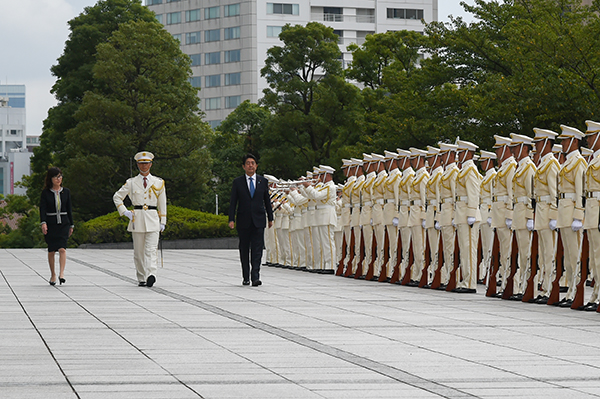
[
  {"left": 252, "top": 280, "right": 262, "bottom": 286},
  {"left": 584, "top": 303, "right": 599, "bottom": 311},
  {"left": 559, "top": 286, "right": 568, "bottom": 293},
  {"left": 552, "top": 297, "right": 567, "bottom": 306},
  {"left": 558, "top": 299, "right": 573, "bottom": 308},
  {"left": 436, "top": 284, "right": 447, "bottom": 291},
  {"left": 477, "top": 279, "right": 485, "bottom": 285},
  {"left": 407, "top": 280, "right": 419, "bottom": 287},
  {"left": 323, "top": 270, "right": 335, "bottom": 274},
  {"left": 423, "top": 284, "right": 431, "bottom": 289},
  {"left": 138, "top": 281, "right": 147, "bottom": 287},
  {"left": 493, "top": 292, "right": 503, "bottom": 298},
  {"left": 242, "top": 280, "right": 250, "bottom": 286},
  {"left": 49, "top": 279, "right": 56, "bottom": 286},
  {"left": 59, "top": 277, "right": 66, "bottom": 285},
  {"left": 535, "top": 296, "right": 548, "bottom": 304},
  {"left": 509, "top": 294, "right": 523, "bottom": 301},
  {"left": 146, "top": 275, "right": 156, "bottom": 288}
]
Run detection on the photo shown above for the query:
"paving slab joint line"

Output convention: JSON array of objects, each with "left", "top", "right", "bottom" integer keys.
[{"left": 69, "top": 256, "right": 478, "bottom": 399}]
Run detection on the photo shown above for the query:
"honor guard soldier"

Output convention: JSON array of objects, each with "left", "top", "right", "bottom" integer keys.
[
  {"left": 478, "top": 151, "right": 497, "bottom": 284},
  {"left": 425, "top": 146, "right": 443, "bottom": 286},
  {"left": 408, "top": 148, "right": 429, "bottom": 285},
  {"left": 302, "top": 165, "right": 337, "bottom": 272},
  {"left": 287, "top": 183, "right": 305, "bottom": 270},
  {"left": 334, "top": 183, "right": 344, "bottom": 267},
  {"left": 454, "top": 140, "right": 482, "bottom": 293},
  {"left": 289, "top": 178, "right": 310, "bottom": 269},
  {"left": 277, "top": 191, "right": 293, "bottom": 267},
  {"left": 531, "top": 128, "right": 560, "bottom": 304},
  {"left": 371, "top": 154, "right": 388, "bottom": 279},
  {"left": 339, "top": 159, "right": 356, "bottom": 272},
  {"left": 580, "top": 121, "right": 600, "bottom": 311},
  {"left": 397, "top": 149, "right": 415, "bottom": 282},
  {"left": 582, "top": 147, "right": 594, "bottom": 163},
  {"left": 358, "top": 155, "right": 378, "bottom": 277},
  {"left": 113, "top": 151, "right": 167, "bottom": 287},
  {"left": 553, "top": 144, "right": 566, "bottom": 164},
  {"left": 509, "top": 133, "right": 537, "bottom": 300},
  {"left": 264, "top": 175, "right": 280, "bottom": 265},
  {"left": 437, "top": 143, "right": 459, "bottom": 289},
  {"left": 349, "top": 159, "right": 365, "bottom": 276},
  {"left": 382, "top": 151, "right": 402, "bottom": 280},
  {"left": 554, "top": 125, "right": 587, "bottom": 308},
  {"left": 491, "top": 136, "right": 517, "bottom": 295}
]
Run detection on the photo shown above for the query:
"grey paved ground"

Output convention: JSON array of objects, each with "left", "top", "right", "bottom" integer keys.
[{"left": 2, "top": 248, "right": 600, "bottom": 399}]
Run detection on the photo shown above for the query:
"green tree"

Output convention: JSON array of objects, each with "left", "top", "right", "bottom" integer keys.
[
  {"left": 27, "top": 0, "right": 157, "bottom": 206},
  {"left": 64, "top": 20, "right": 212, "bottom": 220},
  {"left": 260, "top": 22, "right": 362, "bottom": 178},
  {"left": 0, "top": 195, "right": 44, "bottom": 248}
]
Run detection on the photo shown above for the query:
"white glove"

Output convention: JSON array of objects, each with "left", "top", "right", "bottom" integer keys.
[
  {"left": 434, "top": 221, "right": 441, "bottom": 230},
  {"left": 549, "top": 219, "right": 557, "bottom": 231},
  {"left": 505, "top": 218, "right": 512, "bottom": 229},
  {"left": 571, "top": 219, "right": 583, "bottom": 232},
  {"left": 467, "top": 217, "right": 476, "bottom": 226},
  {"left": 421, "top": 219, "right": 426, "bottom": 229},
  {"left": 160, "top": 224, "right": 165, "bottom": 232},
  {"left": 451, "top": 219, "right": 456, "bottom": 228},
  {"left": 487, "top": 217, "right": 492, "bottom": 227},
  {"left": 392, "top": 217, "right": 399, "bottom": 227},
  {"left": 370, "top": 218, "right": 373, "bottom": 226},
  {"left": 526, "top": 219, "right": 534, "bottom": 231},
  {"left": 123, "top": 210, "right": 133, "bottom": 221}
]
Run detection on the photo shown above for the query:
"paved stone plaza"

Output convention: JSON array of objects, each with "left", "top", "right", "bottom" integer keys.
[{"left": 2, "top": 248, "right": 600, "bottom": 398}]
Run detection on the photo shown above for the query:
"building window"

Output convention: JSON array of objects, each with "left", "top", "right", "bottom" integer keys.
[
  {"left": 185, "top": 31, "right": 202, "bottom": 45},
  {"left": 224, "top": 49, "right": 241, "bottom": 63},
  {"left": 189, "top": 77, "right": 202, "bottom": 88},
  {"left": 205, "top": 52, "right": 221, "bottom": 65},
  {"left": 205, "top": 29, "right": 220, "bottom": 42},
  {"left": 166, "top": 12, "right": 181, "bottom": 25},
  {"left": 224, "top": 3, "right": 240, "bottom": 17},
  {"left": 324, "top": 7, "right": 343, "bottom": 22},
  {"left": 224, "top": 26, "right": 240, "bottom": 40},
  {"left": 267, "top": 3, "right": 299, "bottom": 15},
  {"left": 172, "top": 34, "right": 182, "bottom": 43},
  {"left": 190, "top": 54, "right": 202, "bottom": 66},
  {"left": 205, "top": 6, "right": 220, "bottom": 19},
  {"left": 224, "top": 72, "right": 241, "bottom": 86},
  {"left": 386, "top": 8, "right": 424, "bottom": 20},
  {"left": 267, "top": 26, "right": 282, "bottom": 37},
  {"left": 225, "top": 96, "right": 241, "bottom": 109},
  {"left": 206, "top": 98, "right": 221, "bottom": 110},
  {"left": 146, "top": 0, "right": 162, "bottom": 4},
  {"left": 205, "top": 74, "right": 221, "bottom": 88},
  {"left": 186, "top": 9, "right": 201, "bottom": 22},
  {"left": 155, "top": 14, "right": 163, "bottom": 24},
  {"left": 208, "top": 120, "right": 222, "bottom": 129},
  {"left": 166, "top": 0, "right": 180, "bottom": 2}
]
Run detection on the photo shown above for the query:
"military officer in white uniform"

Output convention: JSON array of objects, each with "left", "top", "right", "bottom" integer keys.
[
  {"left": 339, "top": 159, "right": 356, "bottom": 272},
  {"left": 114, "top": 151, "right": 167, "bottom": 287},
  {"left": 478, "top": 150, "right": 497, "bottom": 284},
  {"left": 408, "top": 148, "right": 429, "bottom": 285},
  {"left": 382, "top": 151, "right": 401, "bottom": 279},
  {"left": 371, "top": 154, "right": 388, "bottom": 279},
  {"left": 437, "top": 143, "right": 459, "bottom": 288},
  {"left": 425, "top": 146, "right": 443, "bottom": 286}
]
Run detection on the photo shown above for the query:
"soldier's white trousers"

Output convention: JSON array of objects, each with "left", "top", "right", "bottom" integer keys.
[
  {"left": 457, "top": 223, "right": 479, "bottom": 289},
  {"left": 132, "top": 231, "right": 159, "bottom": 283},
  {"left": 410, "top": 225, "right": 425, "bottom": 281}
]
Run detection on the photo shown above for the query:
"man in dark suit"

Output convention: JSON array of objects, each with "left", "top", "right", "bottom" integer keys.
[{"left": 229, "top": 154, "right": 274, "bottom": 286}]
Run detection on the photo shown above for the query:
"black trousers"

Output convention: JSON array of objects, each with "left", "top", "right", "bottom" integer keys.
[{"left": 237, "top": 222, "right": 265, "bottom": 282}]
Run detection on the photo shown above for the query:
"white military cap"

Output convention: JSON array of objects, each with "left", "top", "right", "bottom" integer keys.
[
  {"left": 396, "top": 149, "right": 411, "bottom": 158},
  {"left": 457, "top": 140, "right": 479, "bottom": 151},
  {"left": 493, "top": 135, "right": 512, "bottom": 148},
  {"left": 384, "top": 150, "right": 398, "bottom": 160},
  {"left": 478, "top": 150, "right": 497, "bottom": 160},
  {"left": 473, "top": 154, "right": 480, "bottom": 161},
  {"left": 371, "top": 153, "right": 385, "bottom": 162},
  {"left": 341, "top": 159, "right": 352, "bottom": 168},
  {"left": 313, "top": 166, "right": 321, "bottom": 174},
  {"left": 552, "top": 144, "right": 563, "bottom": 154},
  {"left": 510, "top": 133, "right": 533, "bottom": 146},
  {"left": 582, "top": 147, "right": 594, "bottom": 157},
  {"left": 134, "top": 151, "right": 154, "bottom": 163},
  {"left": 426, "top": 146, "right": 440, "bottom": 156},
  {"left": 409, "top": 147, "right": 427, "bottom": 158},
  {"left": 585, "top": 120, "right": 600, "bottom": 135},
  {"left": 438, "top": 142, "right": 458, "bottom": 152},
  {"left": 533, "top": 128, "right": 558, "bottom": 141},
  {"left": 306, "top": 171, "right": 313, "bottom": 178},
  {"left": 559, "top": 124, "right": 585, "bottom": 140},
  {"left": 264, "top": 174, "right": 279, "bottom": 183},
  {"left": 351, "top": 157, "right": 363, "bottom": 166},
  {"left": 319, "top": 165, "right": 335, "bottom": 174},
  {"left": 363, "top": 153, "right": 373, "bottom": 162}
]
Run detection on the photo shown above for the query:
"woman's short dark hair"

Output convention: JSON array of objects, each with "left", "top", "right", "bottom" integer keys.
[
  {"left": 242, "top": 154, "right": 257, "bottom": 165},
  {"left": 44, "top": 167, "right": 62, "bottom": 190}
]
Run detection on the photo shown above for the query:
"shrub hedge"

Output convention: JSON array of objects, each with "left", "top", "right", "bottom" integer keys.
[{"left": 73, "top": 205, "right": 236, "bottom": 244}]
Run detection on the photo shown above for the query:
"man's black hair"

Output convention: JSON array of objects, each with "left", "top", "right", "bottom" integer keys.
[{"left": 242, "top": 154, "right": 257, "bottom": 165}]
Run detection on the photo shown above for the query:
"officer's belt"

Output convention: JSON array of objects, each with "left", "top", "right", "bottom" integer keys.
[
  {"left": 480, "top": 198, "right": 492, "bottom": 206},
  {"left": 385, "top": 199, "right": 396, "bottom": 204},
  {"left": 427, "top": 199, "right": 438, "bottom": 207},
  {"left": 400, "top": 200, "right": 411, "bottom": 206},
  {"left": 134, "top": 205, "right": 157, "bottom": 210},
  {"left": 352, "top": 204, "right": 360, "bottom": 208},
  {"left": 344, "top": 204, "right": 352, "bottom": 208},
  {"left": 307, "top": 206, "right": 316, "bottom": 211},
  {"left": 441, "top": 197, "right": 453, "bottom": 204},
  {"left": 559, "top": 193, "right": 577, "bottom": 200},
  {"left": 411, "top": 200, "right": 423, "bottom": 206},
  {"left": 515, "top": 196, "right": 529, "bottom": 204},
  {"left": 363, "top": 201, "right": 373, "bottom": 206},
  {"left": 376, "top": 199, "right": 385, "bottom": 205},
  {"left": 536, "top": 195, "right": 553, "bottom": 203},
  {"left": 493, "top": 195, "right": 510, "bottom": 203},
  {"left": 315, "top": 205, "right": 334, "bottom": 209},
  {"left": 294, "top": 212, "right": 301, "bottom": 217},
  {"left": 456, "top": 196, "right": 468, "bottom": 202},
  {"left": 587, "top": 191, "right": 600, "bottom": 199}
]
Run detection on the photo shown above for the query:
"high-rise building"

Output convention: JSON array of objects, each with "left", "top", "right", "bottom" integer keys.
[
  {"left": 0, "top": 85, "right": 31, "bottom": 197},
  {"left": 146, "top": 0, "right": 438, "bottom": 128}
]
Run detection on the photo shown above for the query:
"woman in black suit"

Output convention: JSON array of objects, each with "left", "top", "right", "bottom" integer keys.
[{"left": 40, "top": 167, "right": 74, "bottom": 285}]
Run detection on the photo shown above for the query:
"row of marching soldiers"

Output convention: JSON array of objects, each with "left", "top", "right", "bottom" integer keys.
[{"left": 264, "top": 120, "right": 600, "bottom": 312}]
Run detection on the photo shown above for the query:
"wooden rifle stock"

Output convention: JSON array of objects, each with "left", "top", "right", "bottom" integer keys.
[
  {"left": 430, "top": 233, "right": 443, "bottom": 289},
  {"left": 502, "top": 233, "right": 519, "bottom": 299},
  {"left": 547, "top": 231, "right": 564, "bottom": 305},
  {"left": 571, "top": 230, "right": 589, "bottom": 309},
  {"left": 354, "top": 228, "right": 365, "bottom": 279},
  {"left": 343, "top": 227, "right": 356, "bottom": 277},
  {"left": 365, "top": 231, "right": 377, "bottom": 280},
  {"left": 522, "top": 231, "right": 539, "bottom": 303},
  {"left": 389, "top": 227, "right": 403, "bottom": 284},
  {"left": 335, "top": 231, "right": 347, "bottom": 276},
  {"left": 378, "top": 227, "right": 391, "bottom": 282},
  {"left": 446, "top": 231, "right": 460, "bottom": 291},
  {"left": 477, "top": 230, "right": 482, "bottom": 282},
  {"left": 485, "top": 229, "right": 501, "bottom": 297},
  {"left": 419, "top": 229, "right": 431, "bottom": 287},
  {"left": 401, "top": 234, "right": 414, "bottom": 285}
]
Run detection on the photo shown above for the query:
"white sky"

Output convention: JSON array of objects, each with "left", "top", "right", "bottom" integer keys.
[{"left": 0, "top": 0, "right": 475, "bottom": 136}]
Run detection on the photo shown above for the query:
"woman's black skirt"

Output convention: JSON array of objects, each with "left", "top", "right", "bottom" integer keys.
[{"left": 45, "top": 223, "right": 70, "bottom": 252}]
